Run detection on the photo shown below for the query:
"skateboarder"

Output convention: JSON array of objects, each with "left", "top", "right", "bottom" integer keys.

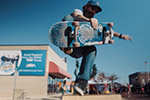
[{"left": 61, "top": 0, "right": 132, "bottom": 96}]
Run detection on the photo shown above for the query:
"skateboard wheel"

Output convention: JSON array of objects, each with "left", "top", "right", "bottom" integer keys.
[
  {"left": 73, "top": 42, "right": 80, "bottom": 47},
  {"left": 72, "top": 21, "right": 79, "bottom": 26}
]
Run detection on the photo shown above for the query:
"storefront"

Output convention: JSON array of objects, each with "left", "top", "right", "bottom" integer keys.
[{"left": 0, "top": 45, "right": 72, "bottom": 99}]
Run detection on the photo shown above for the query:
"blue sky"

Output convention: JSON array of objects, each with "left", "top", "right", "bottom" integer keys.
[{"left": 0, "top": 0, "right": 150, "bottom": 84}]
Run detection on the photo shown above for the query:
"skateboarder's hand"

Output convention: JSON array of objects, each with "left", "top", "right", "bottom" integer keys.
[
  {"left": 90, "top": 18, "right": 98, "bottom": 29},
  {"left": 114, "top": 32, "right": 132, "bottom": 41},
  {"left": 60, "top": 47, "right": 73, "bottom": 55},
  {"left": 121, "top": 35, "right": 132, "bottom": 41}
]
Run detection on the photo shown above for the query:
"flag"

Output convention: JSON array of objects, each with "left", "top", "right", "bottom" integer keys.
[{"left": 144, "top": 61, "right": 147, "bottom": 65}]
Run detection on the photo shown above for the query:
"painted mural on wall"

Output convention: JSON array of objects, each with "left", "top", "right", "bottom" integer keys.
[{"left": 0, "top": 50, "right": 46, "bottom": 76}]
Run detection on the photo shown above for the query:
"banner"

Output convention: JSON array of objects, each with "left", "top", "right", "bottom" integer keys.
[{"left": 0, "top": 50, "right": 46, "bottom": 76}]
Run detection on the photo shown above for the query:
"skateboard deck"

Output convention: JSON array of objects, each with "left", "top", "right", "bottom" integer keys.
[{"left": 49, "top": 21, "right": 114, "bottom": 48}]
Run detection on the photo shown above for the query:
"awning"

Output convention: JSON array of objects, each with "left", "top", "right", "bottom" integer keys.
[{"left": 49, "top": 61, "right": 72, "bottom": 79}]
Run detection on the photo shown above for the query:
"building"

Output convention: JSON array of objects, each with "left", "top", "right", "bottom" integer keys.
[
  {"left": 0, "top": 45, "right": 72, "bottom": 99},
  {"left": 129, "top": 72, "right": 150, "bottom": 92}
]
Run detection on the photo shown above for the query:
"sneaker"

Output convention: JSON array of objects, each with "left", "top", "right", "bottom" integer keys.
[{"left": 74, "top": 79, "right": 88, "bottom": 96}]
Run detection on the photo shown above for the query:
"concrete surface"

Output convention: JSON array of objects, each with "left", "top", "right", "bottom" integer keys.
[{"left": 62, "top": 94, "right": 122, "bottom": 100}]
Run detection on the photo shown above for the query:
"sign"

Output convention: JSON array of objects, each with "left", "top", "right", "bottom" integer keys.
[
  {"left": 19, "top": 50, "right": 46, "bottom": 76},
  {"left": 0, "top": 50, "right": 46, "bottom": 76}
]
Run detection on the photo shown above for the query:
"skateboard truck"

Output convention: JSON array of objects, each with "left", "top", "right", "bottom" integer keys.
[
  {"left": 72, "top": 21, "right": 80, "bottom": 47},
  {"left": 103, "top": 23, "right": 114, "bottom": 44},
  {"left": 108, "top": 23, "right": 114, "bottom": 44}
]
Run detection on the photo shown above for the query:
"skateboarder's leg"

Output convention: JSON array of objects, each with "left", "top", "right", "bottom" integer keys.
[
  {"left": 77, "top": 46, "right": 97, "bottom": 80},
  {"left": 70, "top": 46, "right": 97, "bottom": 95}
]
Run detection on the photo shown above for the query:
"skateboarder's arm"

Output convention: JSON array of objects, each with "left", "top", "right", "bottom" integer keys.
[
  {"left": 71, "top": 13, "right": 98, "bottom": 29},
  {"left": 71, "top": 12, "right": 91, "bottom": 22},
  {"left": 114, "top": 31, "right": 132, "bottom": 41}
]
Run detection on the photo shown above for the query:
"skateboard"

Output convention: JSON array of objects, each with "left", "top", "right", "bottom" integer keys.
[{"left": 49, "top": 21, "right": 114, "bottom": 48}]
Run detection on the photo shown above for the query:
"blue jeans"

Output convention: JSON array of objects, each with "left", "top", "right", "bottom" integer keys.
[
  {"left": 69, "top": 46, "right": 97, "bottom": 81},
  {"left": 62, "top": 15, "right": 97, "bottom": 81}
]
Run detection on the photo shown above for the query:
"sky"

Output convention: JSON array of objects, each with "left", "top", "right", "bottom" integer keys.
[{"left": 0, "top": 0, "right": 150, "bottom": 84}]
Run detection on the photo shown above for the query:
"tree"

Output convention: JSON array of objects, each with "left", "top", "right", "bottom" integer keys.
[
  {"left": 90, "top": 64, "right": 97, "bottom": 79},
  {"left": 108, "top": 74, "right": 119, "bottom": 83},
  {"left": 108, "top": 74, "right": 119, "bottom": 91},
  {"left": 97, "top": 72, "right": 107, "bottom": 82}
]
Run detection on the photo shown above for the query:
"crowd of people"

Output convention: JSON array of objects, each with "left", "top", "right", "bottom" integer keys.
[{"left": 47, "top": 80, "right": 150, "bottom": 99}]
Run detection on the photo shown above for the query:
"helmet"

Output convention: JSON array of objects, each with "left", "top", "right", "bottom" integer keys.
[{"left": 83, "top": 0, "right": 102, "bottom": 13}]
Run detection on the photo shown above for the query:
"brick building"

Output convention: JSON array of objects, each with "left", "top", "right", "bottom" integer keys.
[{"left": 129, "top": 72, "right": 150, "bottom": 92}]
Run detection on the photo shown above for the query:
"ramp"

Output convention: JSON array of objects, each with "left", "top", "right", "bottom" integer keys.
[{"left": 62, "top": 94, "right": 122, "bottom": 100}]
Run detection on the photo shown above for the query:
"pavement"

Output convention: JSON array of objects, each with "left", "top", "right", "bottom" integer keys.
[{"left": 24, "top": 93, "right": 150, "bottom": 100}]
